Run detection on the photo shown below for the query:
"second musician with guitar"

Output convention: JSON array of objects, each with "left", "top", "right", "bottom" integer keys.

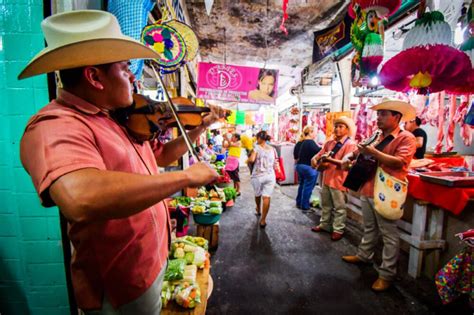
[
  {"left": 340, "top": 99, "right": 416, "bottom": 292},
  {"left": 310, "top": 117, "right": 357, "bottom": 241}
]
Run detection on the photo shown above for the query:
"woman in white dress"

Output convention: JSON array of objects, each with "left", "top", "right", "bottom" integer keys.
[{"left": 247, "top": 131, "right": 278, "bottom": 228}]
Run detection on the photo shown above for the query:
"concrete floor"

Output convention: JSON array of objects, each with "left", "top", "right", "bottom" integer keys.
[{"left": 192, "top": 169, "right": 471, "bottom": 315}]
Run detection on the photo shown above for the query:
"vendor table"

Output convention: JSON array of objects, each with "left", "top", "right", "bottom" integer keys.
[
  {"left": 407, "top": 173, "right": 474, "bottom": 215},
  {"left": 162, "top": 264, "right": 212, "bottom": 315},
  {"left": 403, "top": 173, "right": 474, "bottom": 278}
]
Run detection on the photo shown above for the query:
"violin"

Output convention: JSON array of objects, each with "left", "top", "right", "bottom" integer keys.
[{"left": 112, "top": 94, "right": 210, "bottom": 143}]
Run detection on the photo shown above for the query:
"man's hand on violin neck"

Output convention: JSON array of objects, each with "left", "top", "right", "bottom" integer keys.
[
  {"left": 201, "top": 105, "right": 227, "bottom": 127},
  {"left": 185, "top": 162, "right": 219, "bottom": 187}
]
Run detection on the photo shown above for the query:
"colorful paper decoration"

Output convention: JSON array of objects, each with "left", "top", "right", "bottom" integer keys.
[
  {"left": 245, "top": 112, "right": 255, "bottom": 125},
  {"left": 236, "top": 111, "right": 245, "bottom": 125},
  {"left": 350, "top": 0, "right": 400, "bottom": 87},
  {"left": 141, "top": 23, "right": 187, "bottom": 69},
  {"left": 205, "top": 0, "right": 214, "bottom": 16},
  {"left": 226, "top": 110, "right": 236, "bottom": 124},
  {"left": 380, "top": 11, "right": 471, "bottom": 94},
  {"left": 280, "top": 0, "right": 289, "bottom": 35},
  {"left": 348, "top": 0, "right": 401, "bottom": 19},
  {"left": 264, "top": 110, "right": 274, "bottom": 124},
  {"left": 447, "top": 3, "right": 474, "bottom": 95},
  {"left": 164, "top": 20, "right": 199, "bottom": 62},
  {"left": 195, "top": 98, "right": 205, "bottom": 107},
  {"left": 254, "top": 112, "right": 264, "bottom": 124}
]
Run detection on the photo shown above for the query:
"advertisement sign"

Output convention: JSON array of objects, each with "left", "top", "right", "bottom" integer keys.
[
  {"left": 312, "top": 15, "right": 352, "bottom": 63},
  {"left": 197, "top": 62, "right": 279, "bottom": 104}
]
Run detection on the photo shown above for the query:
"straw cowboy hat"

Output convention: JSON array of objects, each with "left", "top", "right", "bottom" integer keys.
[
  {"left": 370, "top": 98, "right": 416, "bottom": 122},
  {"left": 18, "top": 10, "right": 160, "bottom": 80},
  {"left": 334, "top": 116, "right": 356, "bottom": 138}
]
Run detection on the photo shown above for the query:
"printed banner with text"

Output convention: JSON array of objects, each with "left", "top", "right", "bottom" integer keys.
[
  {"left": 312, "top": 14, "right": 352, "bottom": 63},
  {"left": 197, "top": 62, "right": 279, "bottom": 104}
]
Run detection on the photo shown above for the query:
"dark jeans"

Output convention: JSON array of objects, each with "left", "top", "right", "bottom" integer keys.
[{"left": 295, "top": 164, "right": 318, "bottom": 209}]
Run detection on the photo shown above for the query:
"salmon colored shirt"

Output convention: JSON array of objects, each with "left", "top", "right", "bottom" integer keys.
[
  {"left": 314, "top": 136, "right": 357, "bottom": 191},
  {"left": 359, "top": 128, "right": 416, "bottom": 198},
  {"left": 20, "top": 90, "right": 170, "bottom": 310}
]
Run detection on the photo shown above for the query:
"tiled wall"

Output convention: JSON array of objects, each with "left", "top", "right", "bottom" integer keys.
[{"left": 0, "top": 1, "right": 70, "bottom": 314}]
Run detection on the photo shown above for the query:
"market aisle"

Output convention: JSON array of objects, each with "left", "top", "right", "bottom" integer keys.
[{"left": 202, "top": 168, "right": 431, "bottom": 315}]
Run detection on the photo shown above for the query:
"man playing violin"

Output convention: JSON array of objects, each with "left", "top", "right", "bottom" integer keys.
[
  {"left": 18, "top": 10, "right": 225, "bottom": 314},
  {"left": 340, "top": 99, "right": 416, "bottom": 292},
  {"left": 310, "top": 117, "right": 357, "bottom": 241}
]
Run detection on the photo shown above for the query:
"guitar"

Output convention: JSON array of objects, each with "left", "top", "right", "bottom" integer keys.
[
  {"left": 343, "top": 130, "right": 383, "bottom": 191},
  {"left": 313, "top": 136, "right": 351, "bottom": 171},
  {"left": 313, "top": 152, "right": 334, "bottom": 171}
]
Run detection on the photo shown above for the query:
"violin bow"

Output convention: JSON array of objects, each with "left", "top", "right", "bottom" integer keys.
[{"left": 149, "top": 63, "right": 201, "bottom": 162}]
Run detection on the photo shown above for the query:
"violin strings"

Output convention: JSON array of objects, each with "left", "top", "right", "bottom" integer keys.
[{"left": 149, "top": 62, "right": 201, "bottom": 162}]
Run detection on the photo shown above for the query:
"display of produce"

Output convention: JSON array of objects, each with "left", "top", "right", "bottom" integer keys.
[
  {"left": 169, "top": 196, "right": 192, "bottom": 208},
  {"left": 174, "top": 282, "right": 201, "bottom": 309},
  {"left": 164, "top": 259, "right": 187, "bottom": 281}
]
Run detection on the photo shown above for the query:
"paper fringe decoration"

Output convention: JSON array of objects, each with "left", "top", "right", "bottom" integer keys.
[
  {"left": 280, "top": 0, "right": 289, "bottom": 35},
  {"left": 205, "top": 0, "right": 214, "bottom": 16}
]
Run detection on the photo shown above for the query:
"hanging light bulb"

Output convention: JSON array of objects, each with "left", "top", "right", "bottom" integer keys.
[{"left": 370, "top": 76, "right": 380, "bottom": 87}]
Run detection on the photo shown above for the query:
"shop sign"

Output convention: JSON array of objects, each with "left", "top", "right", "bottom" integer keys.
[
  {"left": 197, "top": 62, "right": 279, "bottom": 104},
  {"left": 312, "top": 14, "right": 352, "bottom": 63}
]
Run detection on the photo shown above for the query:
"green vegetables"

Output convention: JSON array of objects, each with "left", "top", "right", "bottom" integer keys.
[
  {"left": 223, "top": 187, "right": 237, "bottom": 201},
  {"left": 175, "top": 196, "right": 192, "bottom": 206},
  {"left": 209, "top": 207, "right": 222, "bottom": 215},
  {"left": 164, "top": 259, "right": 186, "bottom": 281}
]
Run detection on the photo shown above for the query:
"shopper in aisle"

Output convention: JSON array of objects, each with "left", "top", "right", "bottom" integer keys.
[
  {"left": 341, "top": 100, "right": 416, "bottom": 292},
  {"left": 225, "top": 133, "right": 242, "bottom": 196},
  {"left": 18, "top": 10, "right": 225, "bottom": 315},
  {"left": 293, "top": 132, "right": 305, "bottom": 162},
  {"left": 212, "top": 130, "right": 224, "bottom": 153},
  {"left": 404, "top": 116, "right": 427, "bottom": 159},
  {"left": 294, "top": 126, "right": 321, "bottom": 210},
  {"left": 247, "top": 131, "right": 278, "bottom": 228},
  {"left": 310, "top": 117, "right": 357, "bottom": 241}
]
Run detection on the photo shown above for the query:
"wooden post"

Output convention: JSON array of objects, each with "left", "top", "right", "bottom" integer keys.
[{"left": 408, "top": 201, "right": 428, "bottom": 278}]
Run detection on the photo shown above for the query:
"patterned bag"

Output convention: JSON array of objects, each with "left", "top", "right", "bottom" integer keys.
[
  {"left": 435, "top": 247, "right": 473, "bottom": 306},
  {"left": 373, "top": 166, "right": 408, "bottom": 220}
]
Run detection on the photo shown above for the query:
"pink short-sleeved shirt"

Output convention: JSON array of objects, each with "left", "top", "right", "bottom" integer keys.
[
  {"left": 314, "top": 136, "right": 357, "bottom": 191},
  {"left": 360, "top": 128, "right": 416, "bottom": 197},
  {"left": 20, "top": 89, "right": 170, "bottom": 310}
]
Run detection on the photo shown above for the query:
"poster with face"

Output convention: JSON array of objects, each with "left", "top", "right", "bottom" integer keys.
[{"left": 197, "top": 62, "right": 279, "bottom": 104}]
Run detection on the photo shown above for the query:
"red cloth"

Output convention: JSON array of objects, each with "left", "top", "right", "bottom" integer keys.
[
  {"left": 407, "top": 174, "right": 474, "bottom": 215},
  {"left": 21, "top": 90, "right": 170, "bottom": 309},
  {"left": 428, "top": 156, "right": 467, "bottom": 167}
]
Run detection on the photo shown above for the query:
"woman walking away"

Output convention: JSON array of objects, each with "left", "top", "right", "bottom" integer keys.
[
  {"left": 294, "top": 126, "right": 321, "bottom": 210},
  {"left": 248, "top": 131, "right": 278, "bottom": 228}
]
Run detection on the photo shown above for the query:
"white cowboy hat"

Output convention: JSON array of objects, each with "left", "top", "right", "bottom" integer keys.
[
  {"left": 370, "top": 98, "right": 416, "bottom": 122},
  {"left": 18, "top": 10, "right": 160, "bottom": 80},
  {"left": 334, "top": 116, "right": 356, "bottom": 138}
]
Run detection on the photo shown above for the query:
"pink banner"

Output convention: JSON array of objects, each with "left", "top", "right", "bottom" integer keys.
[{"left": 197, "top": 62, "right": 278, "bottom": 104}]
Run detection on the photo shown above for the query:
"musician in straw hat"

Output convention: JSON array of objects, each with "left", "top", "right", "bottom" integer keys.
[
  {"left": 19, "top": 10, "right": 225, "bottom": 314},
  {"left": 341, "top": 99, "right": 416, "bottom": 292},
  {"left": 310, "top": 116, "right": 357, "bottom": 241}
]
